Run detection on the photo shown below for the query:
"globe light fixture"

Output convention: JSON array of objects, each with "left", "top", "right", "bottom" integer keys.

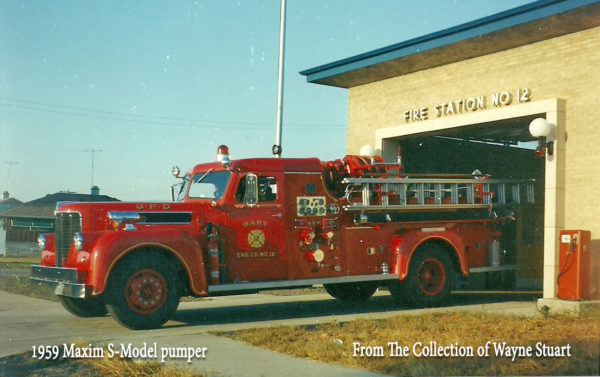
[
  {"left": 529, "top": 118, "right": 556, "bottom": 156},
  {"left": 359, "top": 144, "right": 375, "bottom": 157}
]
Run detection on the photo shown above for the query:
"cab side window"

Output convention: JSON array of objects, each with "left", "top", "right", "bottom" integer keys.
[
  {"left": 235, "top": 176, "right": 277, "bottom": 203},
  {"left": 258, "top": 177, "right": 277, "bottom": 202}
]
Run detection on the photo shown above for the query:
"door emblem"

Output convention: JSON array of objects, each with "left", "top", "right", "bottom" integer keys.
[{"left": 247, "top": 230, "right": 265, "bottom": 248}]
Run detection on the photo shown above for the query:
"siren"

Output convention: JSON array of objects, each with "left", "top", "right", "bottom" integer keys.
[{"left": 216, "top": 145, "right": 231, "bottom": 167}]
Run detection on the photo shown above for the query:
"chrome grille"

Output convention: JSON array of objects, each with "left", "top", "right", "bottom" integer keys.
[{"left": 55, "top": 212, "right": 81, "bottom": 267}]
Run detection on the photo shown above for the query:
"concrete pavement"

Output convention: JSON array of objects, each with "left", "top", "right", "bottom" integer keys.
[{"left": 0, "top": 290, "right": 540, "bottom": 376}]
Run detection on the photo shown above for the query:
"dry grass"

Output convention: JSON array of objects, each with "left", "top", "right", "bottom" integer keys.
[
  {"left": 216, "top": 310, "right": 600, "bottom": 376},
  {"left": 0, "top": 274, "right": 58, "bottom": 301},
  {"left": 77, "top": 341, "right": 221, "bottom": 377},
  {"left": 0, "top": 256, "right": 40, "bottom": 268},
  {"left": 0, "top": 256, "right": 58, "bottom": 300},
  {"left": 86, "top": 357, "right": 210, "bottom": 377},
  {"left": 0, "top": 351, "right": 91, "bottom": 377}
]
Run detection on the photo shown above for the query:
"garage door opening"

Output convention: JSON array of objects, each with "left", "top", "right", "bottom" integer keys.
[{"left": 380, "top": 115, "right": 546, "bottom": 292}]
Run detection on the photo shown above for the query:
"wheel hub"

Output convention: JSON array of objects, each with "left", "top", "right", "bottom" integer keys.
[
  {"left": 125, "top": 269, "right": 167, "bottom": 315},
  {"left": 417, "top": 259, "right": 446, "bottom": 296}
]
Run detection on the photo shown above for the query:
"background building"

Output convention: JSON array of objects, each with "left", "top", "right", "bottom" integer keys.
[
  {"left": 0, "top": 193, "right": 22, "bottom": 256},
  {"left": 302, "top": 0, "right": 600, "bottom": 300},
  {"left": 0, "top": 191, "right": 119, "bottom": 257}
]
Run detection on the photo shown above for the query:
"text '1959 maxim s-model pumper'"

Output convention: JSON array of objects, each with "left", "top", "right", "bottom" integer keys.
[{"left": 31, "top": 145, "right": 535, "bottom": 329}]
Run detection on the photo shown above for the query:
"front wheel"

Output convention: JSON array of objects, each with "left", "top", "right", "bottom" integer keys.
[
  {"left": 323, "top": 282, "right": 378, "bottom": 301},
  {"left": 106, "top": 254, "right": 180, "bottom": 330},
  {"left": 404, "top": 245, "right": 455, "bottom": 307},
  {"left": 59, "top": 296, "right": 108, "bottom": 317}
]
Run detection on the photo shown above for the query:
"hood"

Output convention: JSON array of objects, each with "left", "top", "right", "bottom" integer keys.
[{"left": 56, "top": 201, "right": 203, "bottom": 231}]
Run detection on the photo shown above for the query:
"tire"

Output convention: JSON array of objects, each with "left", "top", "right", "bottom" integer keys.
[
  {"left": 106, "top": 254, "right": 181, "bottom": 330},
  {"left": 323, "top": 282, "right": 378, "bottom": 301},
  {"left": 404, "top": 244, "right": 455, "bottom": 307},
  {"left": 388, "top": 281, "right": 410, "bottom": 305},
  {"left": 59, "top": 296, "right": 108, "bottom": 317}
]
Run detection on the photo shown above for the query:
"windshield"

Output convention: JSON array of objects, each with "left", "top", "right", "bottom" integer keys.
[{"left": 187, "top": 171, "right": 231, "bottom": 199}]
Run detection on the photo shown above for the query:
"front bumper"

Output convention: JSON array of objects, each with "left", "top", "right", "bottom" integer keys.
[{"left": 30, "top": 265, "right": 87, "bottom": 298}]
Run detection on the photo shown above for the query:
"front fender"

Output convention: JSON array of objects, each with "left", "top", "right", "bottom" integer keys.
[
  {"left": 87, "top": 229, "right": 207, "bottom": 297},
  {"left": 392, "top": 229, "right": 468, "bottom": 280}
]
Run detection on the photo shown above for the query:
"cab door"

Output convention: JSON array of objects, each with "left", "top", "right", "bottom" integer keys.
[{"left": 226, "top": 172, "right": 287, "bottom": 281}]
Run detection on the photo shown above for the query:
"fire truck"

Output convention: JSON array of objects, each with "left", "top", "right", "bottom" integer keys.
[{"left": 31, "top": 145, "right": 534, "bottom": 329}]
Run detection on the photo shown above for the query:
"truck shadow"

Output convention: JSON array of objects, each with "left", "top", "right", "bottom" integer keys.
[{"left": 171, "top": 291, "right": 540, "bottom": 328}]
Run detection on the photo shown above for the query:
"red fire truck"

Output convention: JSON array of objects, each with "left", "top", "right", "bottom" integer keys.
[{"left": 31, "top": 145, "right": 534, "bottom": 329}]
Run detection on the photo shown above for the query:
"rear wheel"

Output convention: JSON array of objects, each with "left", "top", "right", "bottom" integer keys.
[
  {"left": 106, "top": 254, "right": 180, "bottom": 330},
  {"left": 59, "top": 296, "right": 107, "bottom": 317},
  {"left": 323, "top": 282, "right": 378, "bottom": 301},
  {"left": 405, "top": 245, "right": 455, "bottom": 307}
]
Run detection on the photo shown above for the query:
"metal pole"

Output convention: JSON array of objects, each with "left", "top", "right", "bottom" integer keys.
[
  {"left": 2, "top": 161, "right": 19, "bottom": 192},
  {"left": 273, "top": 0, "right": 286, "bottom": 158}
]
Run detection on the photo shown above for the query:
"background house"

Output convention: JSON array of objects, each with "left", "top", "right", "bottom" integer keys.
[
  {"left": 0, "top": 192, "right": 22, "bottom": 212},
  {"left": 0, "top": 191, "right": 119, "bottom": 257},
  {"left": 0, "top": 192, "right": 23, "bottom": 256}
]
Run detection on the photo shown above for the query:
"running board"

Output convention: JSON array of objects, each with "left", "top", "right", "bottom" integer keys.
[
  {"left": 207, "top": 274, "right": 399, "bottom": 294},
  {"left": 469, "top": 264, "right": 519, "bottom": 273}
]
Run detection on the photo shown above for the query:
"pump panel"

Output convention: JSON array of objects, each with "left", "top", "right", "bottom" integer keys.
[{"left": 296, "top": 196, "right": 326, "bottom": 217}]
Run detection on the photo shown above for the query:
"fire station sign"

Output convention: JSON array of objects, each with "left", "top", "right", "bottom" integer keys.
[{"left": 402, "top": 87, "right": 531, "bottom": 123}]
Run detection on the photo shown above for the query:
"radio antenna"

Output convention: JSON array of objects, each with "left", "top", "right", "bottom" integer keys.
[
  {"left": 73, "top": 149, "right": 103, "bottom": 188},
  {"left": 2, "top": 161, "right": 19, "bottom": 192}
]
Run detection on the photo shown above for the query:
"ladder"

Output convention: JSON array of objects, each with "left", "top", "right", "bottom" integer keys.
[{"left": 342, "top": 176, "right": 535, "bottom": 212}]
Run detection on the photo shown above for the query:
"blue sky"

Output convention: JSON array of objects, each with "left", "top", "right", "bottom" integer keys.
[{"left": 1, "top": 0, "right": 531, "bottom": 202}]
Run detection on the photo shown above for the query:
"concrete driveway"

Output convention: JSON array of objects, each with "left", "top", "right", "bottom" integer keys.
[{"left": 0, "top": 290, "right": 539, "bottom": 376}]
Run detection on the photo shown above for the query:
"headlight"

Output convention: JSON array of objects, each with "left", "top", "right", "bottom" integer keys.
[
  {"left": 74, "top": 233, "right": 83, "bottom": 251},
  {"left": 37, "top": 234, "right": 46, "bottom": 250}
]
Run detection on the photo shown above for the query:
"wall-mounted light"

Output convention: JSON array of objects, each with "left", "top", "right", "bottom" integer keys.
[
  {"left": 359, "top": 144, "right": 375, "bottom": 157},
  {"left": 360, "top": 144, "right": 377, "bottom": 164},
  {"left": 529, "top": 118, "right": 556, "bottom": 157}
]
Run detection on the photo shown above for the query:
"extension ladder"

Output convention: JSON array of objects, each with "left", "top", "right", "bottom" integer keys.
[{"left": 342, "top": 176, "right": 535, "bottom": 212}]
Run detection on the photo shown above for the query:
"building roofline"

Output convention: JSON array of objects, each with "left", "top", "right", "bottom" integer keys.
[{"left": 300, "top": 0, "right": 600, "bottom": 87}]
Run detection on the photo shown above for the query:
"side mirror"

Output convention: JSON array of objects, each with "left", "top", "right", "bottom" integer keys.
[
  {"left": 170, "top": 185, "right": 176, "bottom": 202},
  {"left": 245, "top": 174, "right": 258, "bottom": 206}
]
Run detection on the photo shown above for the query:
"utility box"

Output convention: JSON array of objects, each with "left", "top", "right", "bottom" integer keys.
[{"left": 557, "top": 230, "right": 591, "bottom": 300}]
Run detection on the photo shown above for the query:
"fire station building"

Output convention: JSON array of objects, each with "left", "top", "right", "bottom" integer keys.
[{"left": 302, "top": 0, "right": 600, "bottom": 302}]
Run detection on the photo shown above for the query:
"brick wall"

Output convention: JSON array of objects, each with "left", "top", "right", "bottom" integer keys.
[
  {"left": 347, "top": 26, "right": 600, "bottom": 238},
  {"left": 346, "top": 27, "right": 600, "bottom": 295}
]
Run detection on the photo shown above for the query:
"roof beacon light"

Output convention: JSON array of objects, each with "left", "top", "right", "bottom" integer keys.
[{"left": 216, "top": 145, "right": 231, "bottom": 167}]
